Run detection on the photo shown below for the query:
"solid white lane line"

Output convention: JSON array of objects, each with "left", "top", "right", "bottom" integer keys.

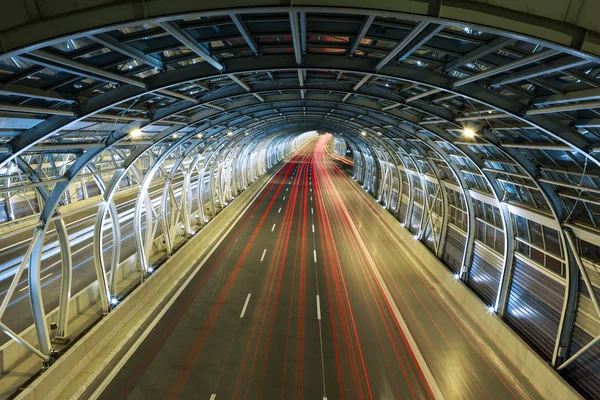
[
  {"left": 261, "top": 249, "right": 267, "bottom": 262},
  {"left": 316, "top": 295, "right": 321, "bottom": 320},
  {"left": 271, "top": 223, "right": 276, "bottom": 232},
  {"left": 335, "top": 188, "right": 445, "bottom": 400},
  {"left": 313, "top": 249, "right": 317, "bottom": 263},
  {"left": 312, "top": 224, "right": 315, "bottom": 233},
  {"left": 240, "top": 294, "right": 252, "bottom": 318},
  {"left": 278, "top": 207, "right": 282, "bottom": 213},
  {"left": 210, "top": 394, "right": 217, "bottom": 400}
]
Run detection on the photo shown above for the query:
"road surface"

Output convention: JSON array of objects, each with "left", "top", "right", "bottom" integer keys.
[{"left": 97, "top": 136, "right": 538, "bottom": 400}]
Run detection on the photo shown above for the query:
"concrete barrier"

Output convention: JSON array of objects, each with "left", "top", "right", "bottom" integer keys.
[
  {"left": 13, "top": 159, "right": 287, "bottom": 400},
  {"left": 0, "top": 251, "right": 142, "bottom": 399}
]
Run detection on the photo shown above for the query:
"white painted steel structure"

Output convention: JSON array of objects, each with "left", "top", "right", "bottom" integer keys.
[{"left": 0, "top": 1, "right": 600, "bottom": 397}]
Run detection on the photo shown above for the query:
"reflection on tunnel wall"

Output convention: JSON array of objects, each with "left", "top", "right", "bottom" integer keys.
[{"left": 333, "top": 135, "right": 600, "bottom": 398}]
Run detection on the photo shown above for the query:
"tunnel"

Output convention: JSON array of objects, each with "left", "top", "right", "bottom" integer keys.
[{"left": 0, "top": 1, "right": 599, "bottom": 399}]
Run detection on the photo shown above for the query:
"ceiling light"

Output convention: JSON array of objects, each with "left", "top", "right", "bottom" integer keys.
[
  {"left": 130, "top": 128, "right": 142, "bottom": 138},
  {"left": 360, "top": 131, "right": 367, "bottom": 136},
  {"left": 197, "top": 133, "right": 203, "bottom": 139},
  {"left": 463, "top": 127, "right": 476, "bottom": 137},
  {"left": 227, "top": 131, "right": 233, "bottom": 136}
]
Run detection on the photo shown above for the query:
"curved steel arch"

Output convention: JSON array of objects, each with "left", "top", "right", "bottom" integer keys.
[
  {"left": 2, "top": 53, "right": 597, "bottom": 172},
  {"left": 2, "top": 6, "right": 600, "bottom": 395}
]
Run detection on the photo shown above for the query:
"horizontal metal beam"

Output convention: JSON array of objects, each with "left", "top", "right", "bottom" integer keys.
[
  {"left": 534, "top": 87, "right": 600, "bottom": 106},
  {"left": 539, "top": 177, "right": 600, "bottom": 195},
  {"left": 0, "top": 83, "right": 76, "bottom": 103},
  {"left": 230, "top": 14, "right": 259, "bottom": 55},
  {"left": 500, "top": 142, "right": 572, "bottom": 150},
  {"left": 28, "top": 49, "right": 146, "bottom": 88},
  {"left": 158, "top": 89, "right": 198, "bottom": 103},
  {"left": 350, "top": 15, "right": 375, "bottom": 56},
  {"left": 289, "top": 11, "right": 302, "bottom": 65},
  {"left": 228, "top": 74, "right": 251, "bottom": 91},
  {"left": 158, "top": 21, "right": 224, "bottom": 71},
  {"left": 92, "top": 113, "right": 149, "bottom": 122},
  {"left": 0, "top": 103, "right": 74, "bottom": 116},
  {"left": 453, "top": 49, "right": 558, "bottom": 87},
  {"left": 375, "top": 21, "right": 429, "bottom": 71},
  {"left": 527, "top": 100, "right": 600, "bottom": 115},
  {"left": 456, "top": 113, "right": 511, "bottom": 121},
  {"left": 353, "top": 74, "right": 372, "bottom": 91},
  {"left": 406, "top": 88, "right": 440, "bottom": 102},
  {"left": 575, "top": 118, "right": 600, "bottom": 128},
  {"left": 92, "top": 33, "right": 164, "bottom": 70},
  {"left": 489, "top": 55, "right": 588, "bottom": 87},
  {"left": 445, "top": 37, "right": 514, "bottom": 72},
  {"left": 205, "top": 103, "right": 225, "bottom": 111}
]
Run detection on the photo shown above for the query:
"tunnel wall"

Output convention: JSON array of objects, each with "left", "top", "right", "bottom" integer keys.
[{"left": 344, "top": 136, "right": 600, "bottom": 399}]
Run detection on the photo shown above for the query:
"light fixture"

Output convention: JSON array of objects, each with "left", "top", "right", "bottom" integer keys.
[
  {"left": 227, "top": 131, "right": 233, "bottom": 136},
  {"left": 413, "top": 234, "right": 420, "bottom": 240},
  {"left": 245, "top": 132, "right": 250, "bottom": 136},
  {"left": 453, "top": 274, "right": 460, "bottom": 280},
  {"left": 130, "top": 128, "right": 142, "bottom": 138},
  {"left": 148, "top": 267, "right": 154, "bottom": 273},
  {"left": 110, "top": 297, "right": 119, "bottom": 306},
  {"left": 416, "top": 61, "right": 423, "bottom": 66},
  {"left": 360, "top": 131, "right": 367, "bottom": 136},
  {"left": 172, "top": 134, "right": 179, "bottom": 139},
  {"left": 463, "top": 127, "right": 476, "bottom": 138},
  {"left": 377, "top": 132, "right": 382, "bottom": 136},
  {"left": 197, "top": 133, "right": 203, "bottom": 139},
  {"left": 487, "top": 306, "right": 496, "bottom": 313}
]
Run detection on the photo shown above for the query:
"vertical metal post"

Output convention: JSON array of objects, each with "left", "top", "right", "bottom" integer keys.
[{"left": 28, "top": 228, "right": 52, "bottom": 360}]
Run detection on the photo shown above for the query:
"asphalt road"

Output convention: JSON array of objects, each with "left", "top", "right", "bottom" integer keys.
[{"left": 97, "top": 136, "right": 539, "bottom": 400}]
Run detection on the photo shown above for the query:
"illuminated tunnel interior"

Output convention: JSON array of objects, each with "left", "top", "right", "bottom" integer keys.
[{"left": 0, "top": 1, "right": 599, "bottom": 399}]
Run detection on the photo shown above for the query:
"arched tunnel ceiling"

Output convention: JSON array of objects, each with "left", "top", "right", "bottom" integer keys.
[
  {"left": 1, "top": 0, "right": 600, "bottom": 59},
  {"left": 0, "top": 2, "right": 598, "bottom": 234},
  {"left": 3, "top": 2, "right": 600, "bottom": 396},
  {"left": 0, "top": 7, "right": 598, "bottom": 251},
  {"left": 1, "top": 3, "right": 600, "bottom": 228}
]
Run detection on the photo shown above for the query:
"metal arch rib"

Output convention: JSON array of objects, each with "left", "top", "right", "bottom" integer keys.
[{"left": 2, "top": 54, "right": 597, "bottom": 173}]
